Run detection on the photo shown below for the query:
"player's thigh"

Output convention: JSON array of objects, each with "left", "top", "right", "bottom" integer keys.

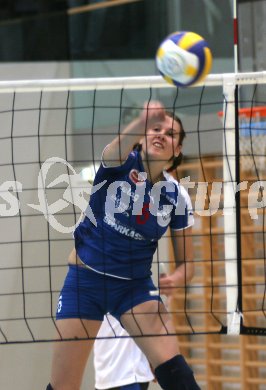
[
  {"left": 121, "top": 300, "right": 173, "bottom": 335},
  {"left": 51, "top": 318, "right": 101, "bottom": 390},
  {"left": 121, "top": 300, "right": 179, "bottom": 367}
]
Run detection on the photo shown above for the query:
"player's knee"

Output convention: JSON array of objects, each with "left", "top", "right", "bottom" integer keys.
[
  {"left": 154, "top": 354, "right": 201, "bottom": 390},
  {"left": 46, "top": 384, "right": 54, "bottom": 390}
]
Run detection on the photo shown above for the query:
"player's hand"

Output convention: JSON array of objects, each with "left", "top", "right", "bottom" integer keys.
[
  {"left": 159, "top": 274, "right": 176, "bottom": 297},
  {"left": 140, "top": 100, "right": 166, "bottom": 130}
]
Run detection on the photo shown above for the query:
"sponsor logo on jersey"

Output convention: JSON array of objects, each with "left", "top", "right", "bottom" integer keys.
[
  {"left": 157, "top": 206, "right": 172, "bottom": 227},
  {"left": 57, "top": 295, "right": 63, "bottom": 313},
  {"left": 129, "top": 169, "right": 147, "bottom": 185},
  {"left": 104, "top": 213, "right": 148, "bottom": 240}
]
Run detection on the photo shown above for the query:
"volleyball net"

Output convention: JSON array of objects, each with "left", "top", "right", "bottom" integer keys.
[{"left": 0, "top": 71, "right": 266, "bottom": 344}]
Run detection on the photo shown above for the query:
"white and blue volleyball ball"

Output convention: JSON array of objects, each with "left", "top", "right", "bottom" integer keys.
[{"left": 156, "top": 31, "right": 212, "bottom": 87}]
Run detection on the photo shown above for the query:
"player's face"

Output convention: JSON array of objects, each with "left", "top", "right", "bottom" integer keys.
[{"left": 141, "top": 115, "right": 182, "bottom": 163}]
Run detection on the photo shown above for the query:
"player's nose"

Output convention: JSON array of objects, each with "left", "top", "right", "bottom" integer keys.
[{"left": 158, "top": 130, "right": 166, "bottom": 140}]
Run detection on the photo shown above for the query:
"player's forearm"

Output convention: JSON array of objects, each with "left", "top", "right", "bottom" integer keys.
[
  {"left": 102, "top": 117, "right": 144, "bottom": 166},
  {"left": 103, "top": 101, "right": 166, "bottom": 166},
  {"left": 172, "top": 260, "right": 194, "bottom": 286},
  {"left": 159, "top": 259, "right": 194, "bottom": 297}
]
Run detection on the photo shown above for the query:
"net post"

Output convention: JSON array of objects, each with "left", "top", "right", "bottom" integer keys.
[{"left": 222, "top": 74, "right": 242, "bottom": 335}]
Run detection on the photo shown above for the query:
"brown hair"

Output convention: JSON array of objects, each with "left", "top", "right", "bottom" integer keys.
[{"left": 164, "top": 110, "right": 185, "bottom": 172}]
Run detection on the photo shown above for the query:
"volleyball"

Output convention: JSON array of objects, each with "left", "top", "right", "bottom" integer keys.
[{"left": 156, "top": 31, "right": 212, "bottom": 87}]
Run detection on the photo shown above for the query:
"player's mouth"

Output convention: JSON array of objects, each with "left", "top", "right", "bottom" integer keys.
[{"left": 152, "top": 141, "right": 164, "bottom": 149}]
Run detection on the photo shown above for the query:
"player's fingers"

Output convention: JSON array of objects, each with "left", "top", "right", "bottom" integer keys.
[
  {"left": 159, "top": 276, "right": 172, "bottom": 286},
  {"left": 143, "top": 101, "right": 165, "bottom": 120},
  {"left": 159, "top": 287, "right": 174, "bottom": 297}
]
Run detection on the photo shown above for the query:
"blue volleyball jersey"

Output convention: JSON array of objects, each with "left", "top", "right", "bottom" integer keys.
[{"left": 74, "top": 150, "right": 194, "bottom": 280}]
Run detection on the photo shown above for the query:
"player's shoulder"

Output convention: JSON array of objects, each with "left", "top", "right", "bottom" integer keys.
[
  {"left": 96, "top": 149, "right": 138, "bottom": 183},
  {"left": 101, "top": 147, "right": 138, "bottom": 170},
  {"left": 163, "top": 171, "right": 191, "bottom": 202}
]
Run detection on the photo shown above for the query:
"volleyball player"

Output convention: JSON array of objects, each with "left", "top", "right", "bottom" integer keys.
[{"left": 46, "top": 100, "right": 200, "bottom": 390}]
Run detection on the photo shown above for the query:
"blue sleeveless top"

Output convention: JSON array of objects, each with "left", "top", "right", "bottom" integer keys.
[{"left": 74, "top": 151, "right": 193, "bottom": 279}]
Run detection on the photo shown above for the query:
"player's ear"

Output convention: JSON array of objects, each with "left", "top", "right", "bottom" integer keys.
[{"left": 174, "top": 144, "right": 182, "bottom": 157}]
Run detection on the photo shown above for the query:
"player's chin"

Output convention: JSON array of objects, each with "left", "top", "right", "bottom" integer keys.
[{"left": 149, "top": 147, "right": 169, "bottom": 160}]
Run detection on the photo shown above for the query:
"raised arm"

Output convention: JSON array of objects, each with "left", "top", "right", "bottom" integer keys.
[
  {"left": 159, "top": 227, "right": 194, "bottom": 297},
  {"left": 102, "top": 101, "right": 166, "bottom": 167}
]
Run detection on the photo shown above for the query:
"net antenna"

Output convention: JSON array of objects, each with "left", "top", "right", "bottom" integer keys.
[{"left": 233, "top": 0, "right": 239, "bottom": 74}]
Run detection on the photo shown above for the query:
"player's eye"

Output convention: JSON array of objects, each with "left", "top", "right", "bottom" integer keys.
[
  {"left": 167, "top": 130, "right": 175, "bottom": 137},
  {"left": 168, "top": 129, "right": 179, "bottom": 139}
]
